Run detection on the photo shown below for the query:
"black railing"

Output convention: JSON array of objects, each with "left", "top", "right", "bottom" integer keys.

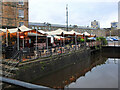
[{"left": 2, "top": 41, "right": 102, "bottom": 63}]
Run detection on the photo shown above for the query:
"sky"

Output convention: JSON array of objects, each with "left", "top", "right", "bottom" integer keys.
[{"left": 29, "top": 0, "right": 119, "bottom": 28}]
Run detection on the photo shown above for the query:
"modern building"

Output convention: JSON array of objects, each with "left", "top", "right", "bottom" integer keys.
[
  {"left": 111, "top": 22, "right": 118, "bottom": 29},
  {"left": 0, "top": 0, "right": 29, "bottom": 29},
  {"left": 91, "top": 20, "right": 100, "bottom": 29}
]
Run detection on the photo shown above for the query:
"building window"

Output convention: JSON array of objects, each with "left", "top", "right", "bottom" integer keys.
[
  {"left": 19, "top": 10, "right": 24, "bottom": 18},
  {"left": 19, "top": 0, "right": 24, "bottom": 5},
  {"left": 19, "top": 22, "right": 24, "bottom": 27}
]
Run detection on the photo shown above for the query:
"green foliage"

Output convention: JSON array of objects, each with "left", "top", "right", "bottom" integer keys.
[
  {"left": 97, "top": 37, "right": 108, "bottom": 45},
  {"left": 71, "top": 41, "right": 74, "bottom": 44},
  {"left": 80, "top": 38, "right": 84, "bottom": 42},
  {"left": 96, "top": 37, "right": 100, "bottom": 41},
  {"left": 77, "top": 37, "right": 81, "bottom": 42}
]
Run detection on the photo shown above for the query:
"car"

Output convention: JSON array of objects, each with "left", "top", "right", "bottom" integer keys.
[
  {"left": 111, "top": 38, "right": 118, "bottom": 41},
  {"left": 106, "top": 37, "right": 113, "bottom": 41}
]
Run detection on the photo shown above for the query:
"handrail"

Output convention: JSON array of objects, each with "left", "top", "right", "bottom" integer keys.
[{"left": 0, "top": 76, "right": 51, "bottom": 89}]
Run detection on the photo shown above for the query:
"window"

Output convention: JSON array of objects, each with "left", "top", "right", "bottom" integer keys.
[
  {"left": 19, "top": 10, "right": 24, "bottom": 18},
  {"left": 19, "top": 0, "right": 24, "bottom": 5},
  {"left": 19, "top": 22, "right": 24, "bottom": 27}
]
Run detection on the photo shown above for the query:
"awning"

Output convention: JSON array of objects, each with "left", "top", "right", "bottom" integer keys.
[
  {"left": 19, "top": 25, "right": 32, "bottom": 32},
  {"left": 83, "top": 32, "right": 90, "bottom": 36},
  {"left": 69, "top": 30, "right": 83, "bottom": 36},
  {"left": 47, "top": 29, "right": 67, "bottom": 35},
  {"left": 8, "top": 25, "right": 32, "bottom": 33},
  {"left": 27, "top": 33, "right": 45, "bottom": 36},
  {"left": 0, "top": 29, "right": 7, "bottom": 32},
  {"left": 88, "top": 37, "right": 96, "bottom": 40},
  {"left": 8, "top": 28, "right": 18, "bottom": 33},
  {"left": 54, "top": 36, "right": 62, "bottom": 40},
  {"left": 38, "top": 30, "right": 47, "bottom": 35}
]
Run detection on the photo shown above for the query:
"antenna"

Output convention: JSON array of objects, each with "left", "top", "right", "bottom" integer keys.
[{"left": 66, "top": 4, "right": 68, "bottom": 31}]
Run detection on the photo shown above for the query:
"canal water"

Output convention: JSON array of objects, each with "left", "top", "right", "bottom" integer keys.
[{"left": 32, "top": 51, "right": 119, "bottom": 88}]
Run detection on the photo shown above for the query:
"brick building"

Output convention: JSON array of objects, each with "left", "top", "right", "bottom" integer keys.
[{"left": 0, "top": 0, "right": 29, "bottom": 29}]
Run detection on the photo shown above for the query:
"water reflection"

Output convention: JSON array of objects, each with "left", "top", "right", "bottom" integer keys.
[
  {"left": 67, "top": 58, "right": 118, "bottom": 88},
  {"left": 32, "top": 51, "right": 119, "bottom": 88}
]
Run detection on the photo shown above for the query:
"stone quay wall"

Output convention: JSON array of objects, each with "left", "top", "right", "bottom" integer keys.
[{"left": 15, "top": 48, "right": 91, "bottom": 82}]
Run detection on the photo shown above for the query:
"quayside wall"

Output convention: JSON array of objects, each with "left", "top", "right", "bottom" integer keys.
[{"left": 15, "top": 48, "right": 91, "bottom": 82}]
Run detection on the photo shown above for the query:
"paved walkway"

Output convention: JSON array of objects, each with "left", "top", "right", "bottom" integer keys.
[{"left": 107, "top": 41, "right": 120, "bottom": 46}]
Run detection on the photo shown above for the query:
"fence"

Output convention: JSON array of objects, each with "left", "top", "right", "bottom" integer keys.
[{"left": 2, "top": 41, "right": 102, "bottom": 63}]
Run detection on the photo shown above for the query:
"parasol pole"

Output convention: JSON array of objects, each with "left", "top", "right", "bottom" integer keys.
[
  {"left": 36, "top": 29, "right": 37, "bottom": 52},
  {"left": 17, "top": 27, "right": 19, "bottom": 51},
  {"left": 75, "top": 33, "right": 77, "bottom": 50},
  {"left": 46, "top": 35, "right": 48, "bottom": 52},
  {"left": 23, "top": 36, "right": 24, "bottom": 48},
  {"left": 6, "top": 28, "right": 8, "bottom": 46}
]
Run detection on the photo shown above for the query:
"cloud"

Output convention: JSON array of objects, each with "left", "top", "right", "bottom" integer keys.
[
  {"left": 29, "top": 0, "right": 118, "bottom": 28},
  {"left": 100, "top": 12, "right": 118, "bottom": 28}
]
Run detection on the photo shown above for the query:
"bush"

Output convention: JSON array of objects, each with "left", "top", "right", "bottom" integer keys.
[
  {"left": 97, "top": 37, "right": 107, "bottom": 45},
  {"left": 80, "top": 38, "right": 84, "bottom": 42}
]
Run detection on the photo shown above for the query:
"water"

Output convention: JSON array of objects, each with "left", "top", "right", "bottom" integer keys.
[
  {"left": 32, "top": 51, "right": 119, "bottom": 88},
  {"left": 67, "top": 58, "right": 118, "bottom": 88}
]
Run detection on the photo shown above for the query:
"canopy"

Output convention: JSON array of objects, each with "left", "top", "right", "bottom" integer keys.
[
  {"left": 88, "top": 37, "right": 96, "bottom": 40},
  {"left": 27, "top": 32, "right": 44, "bottom": 37},
  {"left": 69, "top": 30, "right": 83, "bottom": 36},
  {"left": 0, "top": 28, "right": 7, "bottom": 32},
  {"left": 38, "top": 29, "right": 83, "bottom": 36},
  {"left": 38, "top": 30, "right": 47, "bottom": 35},
  {"left": 54, "top": 36, "right": 62, "bottom": 40},
  {"left": 83, "top": 32, "right": 90, "bottom": 36},
  {"left": 47, "top": 29, "right": 67, "bottom": 35},
  {"left": 19, "top": 25, "right": 32, "bottom": 32},
  {"left": 8, "top": 28, "right": 18, "bottom": 33},
  {"left": 8, "top": 25, "right": 32, "bottom": 33}
]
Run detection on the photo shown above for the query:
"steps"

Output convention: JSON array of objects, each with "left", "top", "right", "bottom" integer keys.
[{"left": 0, "top": 60, "right": 19, "bottom": 77}]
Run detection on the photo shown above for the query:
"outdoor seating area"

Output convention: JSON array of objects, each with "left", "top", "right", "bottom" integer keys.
[{"left": 0, "top": 25, "right": 97, "bottom": 62}]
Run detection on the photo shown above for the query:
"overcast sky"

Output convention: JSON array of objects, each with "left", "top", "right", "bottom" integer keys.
[{"left": 29, "top": 0, "right": 119, "bottom": 28}]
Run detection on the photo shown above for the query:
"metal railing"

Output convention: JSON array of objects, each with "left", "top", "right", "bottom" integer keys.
[
  {"left": 19, "top": 43, "right": 87, "bottom": 62},
  {"left": 2, "top": 41, "right": 102, "bottom": 63}
]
